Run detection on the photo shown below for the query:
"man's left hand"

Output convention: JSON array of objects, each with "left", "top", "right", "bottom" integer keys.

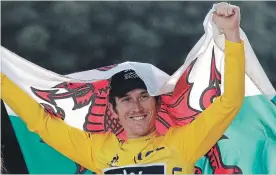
[{"left": 213, "top": 2, "right": 241, "bottom": 42}]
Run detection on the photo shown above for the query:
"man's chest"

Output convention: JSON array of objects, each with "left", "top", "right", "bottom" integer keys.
[{"left": 94, "top": 141, "right": 191, "bottom": 174}]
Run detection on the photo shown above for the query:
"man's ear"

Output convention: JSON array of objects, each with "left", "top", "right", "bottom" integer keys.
[{"left": 108, "top": 102, "right": 119, "bottom": 119}]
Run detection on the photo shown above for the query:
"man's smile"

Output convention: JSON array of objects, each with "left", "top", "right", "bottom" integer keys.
[{"left": 129, "top": 115, "right": 147, "bottom": 121}]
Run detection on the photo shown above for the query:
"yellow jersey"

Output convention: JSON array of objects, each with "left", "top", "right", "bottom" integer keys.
[{"left": 1, "top": 40, "right": 245, "bottom": 174}]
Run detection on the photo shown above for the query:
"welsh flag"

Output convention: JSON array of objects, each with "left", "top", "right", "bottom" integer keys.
[{"left": 1, "top": 7, "right": 276, "bottom": 174}]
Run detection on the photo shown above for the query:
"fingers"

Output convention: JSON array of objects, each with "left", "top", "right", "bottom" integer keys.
[
  {"left": 214, "top": 2, "right": 226, "bottom": 16},
  {"left": 227, "top": 7, "right": 234, "bottom": 16},
  {"left": 214, "top": 2, "right": 239, "bottom": 17},
  {"left": 232, "top": 5, "right": 240, "bottom": 16}
]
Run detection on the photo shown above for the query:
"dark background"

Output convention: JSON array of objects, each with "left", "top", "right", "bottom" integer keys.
[{"left": 1, "top": 1, "right": 276, "bottom": 173}]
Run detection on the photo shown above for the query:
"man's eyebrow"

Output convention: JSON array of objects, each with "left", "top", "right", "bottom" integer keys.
[{"left": 118, "top": 94, "right": 129, "bottom": 99}]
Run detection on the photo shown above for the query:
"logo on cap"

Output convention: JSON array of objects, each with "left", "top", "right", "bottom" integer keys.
[{"left": 123, "top": 70, "right": 139, "bottom": 80}]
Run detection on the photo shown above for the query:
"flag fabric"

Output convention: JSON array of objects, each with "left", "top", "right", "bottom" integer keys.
[{"left": 1, "top": 7, "right": 276, "bottom": 174}]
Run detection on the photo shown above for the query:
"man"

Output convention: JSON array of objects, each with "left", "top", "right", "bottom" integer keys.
[{"left": 1, "top": 2, "right": 245, "bottom": 174}]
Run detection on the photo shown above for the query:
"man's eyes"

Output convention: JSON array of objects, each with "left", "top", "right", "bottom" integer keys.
[
  {"left": 141, "top": 94, "right": 150, "bottom": 99},
  {"left": 120, "top": 94, "right": 149, "bottom": 103},
  {"left": 121, "top": 97, "right": 131, "bottom": 102}
]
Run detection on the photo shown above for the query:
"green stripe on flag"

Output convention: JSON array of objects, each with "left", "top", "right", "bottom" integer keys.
[{"left": 271, "top": 96, "right": 276, "bottom": 105}]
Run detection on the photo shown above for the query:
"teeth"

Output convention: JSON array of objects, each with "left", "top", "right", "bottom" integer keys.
[{"left": 132, "top": 116, "right": 145, "bottom": 120}]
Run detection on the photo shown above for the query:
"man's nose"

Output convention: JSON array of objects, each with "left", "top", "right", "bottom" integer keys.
[{"left": 131, "top": 100, "right": 144, "bottom": 112}]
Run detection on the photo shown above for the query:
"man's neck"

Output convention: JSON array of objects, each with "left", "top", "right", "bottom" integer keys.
[{"left": 127, "top": 127, "right": 156, "bottom": 140}]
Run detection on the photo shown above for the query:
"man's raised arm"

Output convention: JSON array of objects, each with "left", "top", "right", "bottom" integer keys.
[
  {"left": 1, "top": 73, "right": 104, "bottom": 172},
  {"left": 166, "top": 3, "right": 245, "bottom": 163}
]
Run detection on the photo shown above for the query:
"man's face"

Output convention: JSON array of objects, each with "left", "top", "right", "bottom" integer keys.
[{"left": 110, "top": 89, "right": 158, "bottom": 139}]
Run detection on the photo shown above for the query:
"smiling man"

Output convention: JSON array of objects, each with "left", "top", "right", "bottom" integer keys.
[
  {"left": 108, "top": 69, "right": 159, "bottom": 138},
  {"left": 1, "top": 2, "right": 245, "bottom": 174}
]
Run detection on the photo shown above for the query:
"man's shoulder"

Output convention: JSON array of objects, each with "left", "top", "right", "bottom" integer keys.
[
  {"left": 161, "top": 125, "right": 190, "bottom": 140},
  {"left": 88, "top": 132, "right": 120, "bottom": 150},
  {"left": 91, "top": 131, "right": 117, "bottom": 141},
  {"left": 165, "top": 125, "right": 185, "bottom": 133},
  {"left": 89, "top": 132, "right": 122, "bottom": 168}
]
